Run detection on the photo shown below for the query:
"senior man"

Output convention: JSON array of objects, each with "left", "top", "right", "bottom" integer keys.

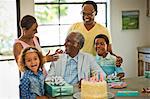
[{"left": 48, "top": 32, "right": 105, "bottom": 85}]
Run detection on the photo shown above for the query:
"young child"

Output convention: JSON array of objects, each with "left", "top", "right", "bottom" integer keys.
[
  {"left": 94, "top": 34, "right": 125, "bottom": 79},
  {"left": 18, "top": 47, "right": 48, "bottom": 99}
]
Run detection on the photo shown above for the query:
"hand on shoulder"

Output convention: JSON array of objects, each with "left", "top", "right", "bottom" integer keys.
[{"left": 116, "top": 56, "right": 123, "bottom": 67}]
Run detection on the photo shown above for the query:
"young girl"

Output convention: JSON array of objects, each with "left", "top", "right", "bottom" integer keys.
[
  {"left": 94, "top": 34, "right": 125, "bottom": 79},
  {"left": 18, "top": 47, "right": 48, "bottom": 99}
]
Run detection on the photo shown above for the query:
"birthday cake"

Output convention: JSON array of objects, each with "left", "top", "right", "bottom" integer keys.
[{"left": 81, "top": 79, "right": 108, "bottom": 99}]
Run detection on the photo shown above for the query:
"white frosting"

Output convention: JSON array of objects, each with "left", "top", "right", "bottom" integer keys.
[{"left": 81, "top": 80, "right": 108, "bottom": 99}]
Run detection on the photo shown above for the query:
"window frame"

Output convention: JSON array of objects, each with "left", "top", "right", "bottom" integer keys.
[
  {"left": 0, "top": 0, "right": 20, "bottom": 61},
  {"left": 34, "top": 1, "right": 108, "bottom": 48}
]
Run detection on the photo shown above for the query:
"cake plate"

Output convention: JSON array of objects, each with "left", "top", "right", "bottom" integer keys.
[{"left": 73, "top": 92, "right": 115, "bottom": 99}]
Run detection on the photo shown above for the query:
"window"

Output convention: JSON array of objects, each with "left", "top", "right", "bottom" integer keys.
[
  {"left": 0, "top": 0, "right": 18, "bottom": 56},
  {"left": 34, "top": 0, "right": 107, "bottom": 52},
  {"left": 0, "top": 0, "right": 19, "bottom": 98}
]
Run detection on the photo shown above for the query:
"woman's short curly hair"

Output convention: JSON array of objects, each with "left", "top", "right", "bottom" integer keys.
[{"left": 18, "top": 47, "right": 44, "bottom": 72}]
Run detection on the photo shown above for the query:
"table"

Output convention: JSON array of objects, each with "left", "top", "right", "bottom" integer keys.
[
  {"left": 47, "top": 76, "right": 150, "bottom": 99},
  {"left": 109, "top": 76, "right": 150, "bottom": 99}
]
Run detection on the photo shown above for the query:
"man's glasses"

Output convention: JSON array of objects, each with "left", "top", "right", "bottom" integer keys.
[{"left": 81, "top": 11, "right": 96, "bottom": 16}]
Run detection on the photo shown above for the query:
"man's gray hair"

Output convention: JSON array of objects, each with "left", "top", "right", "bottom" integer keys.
[{"left": 69, "top": 31, "right": 85, "bottom": 49}]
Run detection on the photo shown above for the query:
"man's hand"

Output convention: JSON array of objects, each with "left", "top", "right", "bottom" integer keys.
[{"left": 78, "top": 79, "right": 83, "bottom": 88}]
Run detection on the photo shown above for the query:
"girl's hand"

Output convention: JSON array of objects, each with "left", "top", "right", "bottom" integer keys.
[{"left": 36, "top": 96, "right": 49, "bottom": 99}]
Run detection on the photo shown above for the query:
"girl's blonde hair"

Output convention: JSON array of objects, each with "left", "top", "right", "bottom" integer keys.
[{"left": 18, "top": 47, "right": 44, "bottom": 72}]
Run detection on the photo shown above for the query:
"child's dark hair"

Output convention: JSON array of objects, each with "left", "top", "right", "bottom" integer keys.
[
  {"left": 82, "top": 1, "right": 98, "bottom": 15},
  {"left": 18, "top": 47, "right": 44, "bottom": 72},
  {"left": 94, "top": 34, "right": 109, "bottom": 45}
]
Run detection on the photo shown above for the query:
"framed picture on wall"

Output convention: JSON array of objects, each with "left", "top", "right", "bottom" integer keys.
[{"left": 122, "top": 10, "right": 139, "bottom": 30}]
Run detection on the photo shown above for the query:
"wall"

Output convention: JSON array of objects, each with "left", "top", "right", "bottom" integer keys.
[
  {"left": 148, "top": 18, "right": 150, "bottom": 43},
  {"left": 20, "top": 0, "right": 34, "bottom": 18},
  {"left": 146, "top": 1, "right": 150, "bottom": 43},
  {"left": 110, "top": 0, "right": 149, "bottom": 77}
]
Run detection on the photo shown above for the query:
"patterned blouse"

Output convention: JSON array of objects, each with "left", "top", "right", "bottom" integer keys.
[{"left": 19, "top": 70, "right": 45, "bottom": 99}]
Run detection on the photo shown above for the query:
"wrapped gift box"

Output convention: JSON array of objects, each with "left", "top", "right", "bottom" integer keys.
[
  {"left": 45, "top": 82, "right": 73, "bottom": 97},
  {"left": 116, "top": 91, "right": 139, "bottom": 96},
  {"left": 144, "top": 71, "right": 150, "bottom": 79}
]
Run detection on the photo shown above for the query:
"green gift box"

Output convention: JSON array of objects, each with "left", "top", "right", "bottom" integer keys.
[
  {"left": 45, "top": 82, "right": 73, "bottom": 97},
  {"left": 144, "top": 71, "right": 150, "bottom": 79},
  {"left": 116, "top": 91, "right": 139, "bottom": 96}
]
